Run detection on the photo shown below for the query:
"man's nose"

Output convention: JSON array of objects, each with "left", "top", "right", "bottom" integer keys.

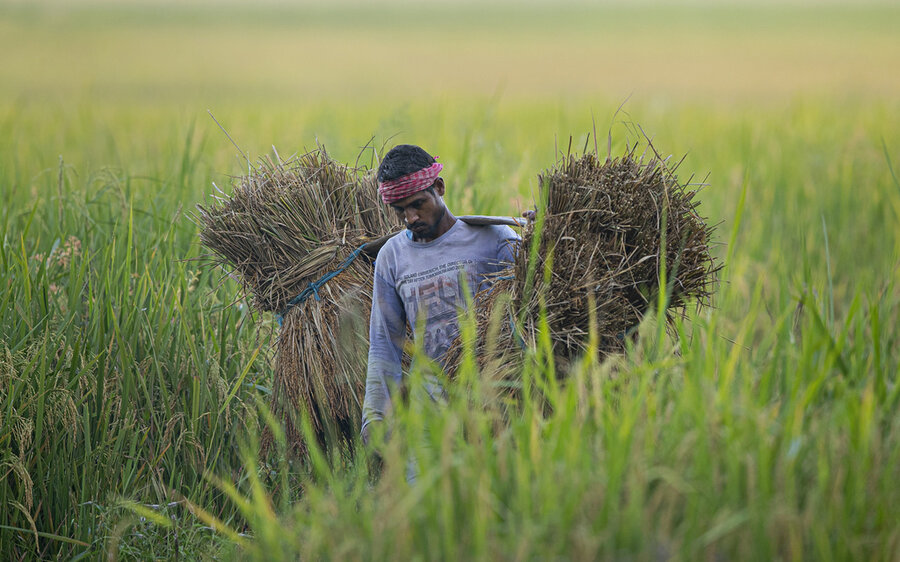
[{"left": 404, "top": 208, "right": 419, "bottom": 224}]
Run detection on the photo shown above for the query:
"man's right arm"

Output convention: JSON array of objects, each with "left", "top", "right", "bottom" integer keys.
[{"left": 362, "top": 266, "right": 406, "bottom": 437}]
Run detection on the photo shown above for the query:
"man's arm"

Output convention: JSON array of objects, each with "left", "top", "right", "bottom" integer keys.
[{"left": 361, "top": 267, "right": 407, "bottom": 440}]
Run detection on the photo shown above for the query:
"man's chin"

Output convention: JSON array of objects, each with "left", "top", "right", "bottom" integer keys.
[{"left": 410, "top": 227, "right": 435, "bottom": 239}]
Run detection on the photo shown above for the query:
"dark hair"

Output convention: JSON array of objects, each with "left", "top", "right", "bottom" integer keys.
[{"left": 377, "top": 144, "right": 436, "bottom": 183}]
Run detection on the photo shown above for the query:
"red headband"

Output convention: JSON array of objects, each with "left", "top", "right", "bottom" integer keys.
[{"left": 378, "top": 161, "right": 443, "bottom": 204}]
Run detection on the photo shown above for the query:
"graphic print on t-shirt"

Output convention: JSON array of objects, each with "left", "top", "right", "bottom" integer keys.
[{"left": 397, "top": 259, "right": 481, "bottom": 360}]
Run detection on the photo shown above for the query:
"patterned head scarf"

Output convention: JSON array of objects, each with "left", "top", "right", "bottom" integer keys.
[{"left": 377, "top": 160, "right": 443, "bottom": 204}]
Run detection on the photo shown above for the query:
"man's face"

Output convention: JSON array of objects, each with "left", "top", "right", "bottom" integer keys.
[{"left": 389, "top": 179, "right": 447, "bottom": 241}]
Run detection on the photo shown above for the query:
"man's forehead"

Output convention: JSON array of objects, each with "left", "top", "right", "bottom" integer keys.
[{"left": 391, "top": 191, "right": 431, "bottom": 208}]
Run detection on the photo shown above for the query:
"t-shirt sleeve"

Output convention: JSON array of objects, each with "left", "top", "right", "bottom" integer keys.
[
  {"left": 362, "top": 262, "right": 407, "bottom": 431},
  {"left": 496, "top": 225, "right": 521, "bottom": 264}
]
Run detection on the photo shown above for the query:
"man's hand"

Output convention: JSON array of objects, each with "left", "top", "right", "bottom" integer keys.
[
  {"left": 361, "top": 420, "right": 387, "bottom": 447},
  {"left": 522, "top": 209, "right": 537, "bottom": 223},
  {"left": 361, "top": 422, "right": 374, "bottom": 446}
]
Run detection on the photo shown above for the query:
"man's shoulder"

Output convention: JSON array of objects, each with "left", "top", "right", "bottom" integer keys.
[
  {"left": 460, "top": 221, "right": 520, "bottom": 242},
  {"left": 376, "top": 232, "right": 406, "bottom": 260},
  {"left": 458, "top": 222, "right": 520, "bottom": 263},
  {"left": 372, "top": 232, "right": 404, "bottom": 275},
  {"left": 381, "top": 231, "right": 406, "bottom": 251}
]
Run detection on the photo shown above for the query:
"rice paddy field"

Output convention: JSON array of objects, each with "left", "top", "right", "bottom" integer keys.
[{"left": 1, "top": 0, "right": 899, "bottom": 559}]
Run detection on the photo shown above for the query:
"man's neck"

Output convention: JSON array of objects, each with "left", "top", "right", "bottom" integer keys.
[{"left": 413, "top": 210, "right": 457, "bottom": 242}]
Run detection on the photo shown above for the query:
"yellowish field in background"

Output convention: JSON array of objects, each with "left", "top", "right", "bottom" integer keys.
[{"left": 1, "top": 2, "right": 899, "bottom": 105}]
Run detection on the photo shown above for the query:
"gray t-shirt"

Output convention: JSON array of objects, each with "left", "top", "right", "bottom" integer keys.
[{"left": 362, "top": 219, "right": 519, "bottom": 430}]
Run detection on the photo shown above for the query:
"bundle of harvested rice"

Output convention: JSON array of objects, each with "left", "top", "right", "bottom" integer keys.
[
  {"left": 197, "top": 147, "right": 396, "bottom": 455},
  {"left": 445, "top": 143, "right": 719, "bottom": 379}
]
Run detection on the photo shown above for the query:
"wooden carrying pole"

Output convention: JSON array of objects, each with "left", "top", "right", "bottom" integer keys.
[{"left": 361, "top": 215, "right": 526, "bottom": 258}]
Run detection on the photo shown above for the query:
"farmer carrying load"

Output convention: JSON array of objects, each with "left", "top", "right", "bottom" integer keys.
[{"left": 361, "top": 144, "right": 521, "bottom": 443}]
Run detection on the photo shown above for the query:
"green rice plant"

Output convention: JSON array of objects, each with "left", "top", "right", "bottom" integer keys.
[
  {"left": 171, "top": 266, "right": 899, "bottom": 561},
  {"left": 0, "top": 143, "right": 270, "bottom": 559}
]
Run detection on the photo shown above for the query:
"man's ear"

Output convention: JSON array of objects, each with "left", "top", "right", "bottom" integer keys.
[{"left": 433, "top": 177, "right": 445, "bottom": 197}]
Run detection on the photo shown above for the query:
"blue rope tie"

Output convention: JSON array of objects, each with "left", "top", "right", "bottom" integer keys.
[
  {"left": 508, "top": 312, "right": 527, "bottom": 350},
  {"left": 277, "top": 244, "right": 367, "bottom": 326}
]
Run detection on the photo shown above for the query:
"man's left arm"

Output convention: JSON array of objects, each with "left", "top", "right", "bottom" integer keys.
[{"left": 361, "top": 268, "right": 407, "bottom": 438}]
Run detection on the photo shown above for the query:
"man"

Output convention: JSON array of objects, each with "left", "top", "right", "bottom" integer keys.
[{"left": 361, "top": 144, "right": 520, "bottom": 443}]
